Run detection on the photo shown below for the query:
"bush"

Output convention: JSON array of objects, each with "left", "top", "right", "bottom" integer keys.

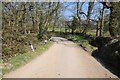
[{"left": 2, "top": 33, "right": 39, "bottom": 62}]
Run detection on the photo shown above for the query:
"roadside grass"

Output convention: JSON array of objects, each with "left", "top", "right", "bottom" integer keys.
[
  {"left": 2, "top": 41, "right": 52, "bottom": 75},
  {"left": 66, "top": 34, "right": 97, "bottom": 53}
]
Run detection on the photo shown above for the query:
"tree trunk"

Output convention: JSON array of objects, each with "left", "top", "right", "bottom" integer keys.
[
  {"left": 96, "top": 21, "right": 99, "bottom": 37},
  {"left": 99, "top": 6, "right": 105, "bottom": 37},
  {"left": 82, "top": 2, "right": 94, "bottom": 34},
  {"left": 109, "top": 3, "right": 118, "bottom": 37},
  {"left": 72, "top": 29, "right": 74, "bottom": 34}
]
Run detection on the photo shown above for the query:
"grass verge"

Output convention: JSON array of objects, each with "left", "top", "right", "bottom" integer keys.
[
  {"left": 66, "top": 34, "right": 97, "bottom": 53},
  {"left": 2, "top": 41, "right": 52, "bottom": 75}
]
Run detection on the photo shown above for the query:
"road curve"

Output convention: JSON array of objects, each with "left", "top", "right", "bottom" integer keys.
[{"left": 4, "top": 37, "right": 118, "bottom": 78}]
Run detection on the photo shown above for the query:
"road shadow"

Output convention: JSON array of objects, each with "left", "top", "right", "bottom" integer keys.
[{"left": 92, "top": 50, "right": 120, "bottom": 78}]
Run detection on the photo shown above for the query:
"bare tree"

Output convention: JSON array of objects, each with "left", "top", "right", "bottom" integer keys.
[{"left": 81, "top": 2, "right": 94, "bottom": 34}]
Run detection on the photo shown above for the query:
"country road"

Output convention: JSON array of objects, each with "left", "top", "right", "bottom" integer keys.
[{"left": 4, "top": 37, "right": 118, "bottom": 78}]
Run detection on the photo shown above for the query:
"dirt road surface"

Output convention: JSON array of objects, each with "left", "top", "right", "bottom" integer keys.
[{"left": 4, "top": 37, "right": 118, "bottom": 78}]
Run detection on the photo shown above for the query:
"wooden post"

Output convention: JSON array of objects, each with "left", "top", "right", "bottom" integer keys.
[{"left": 28, "top": 41, "right": 35, "bottom": 52}]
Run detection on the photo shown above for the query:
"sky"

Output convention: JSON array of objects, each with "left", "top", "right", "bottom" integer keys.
[{"left": 61, "top": 2, "right": 110, "bottom": 21}]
